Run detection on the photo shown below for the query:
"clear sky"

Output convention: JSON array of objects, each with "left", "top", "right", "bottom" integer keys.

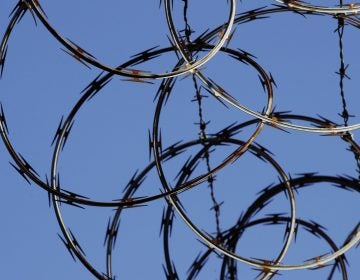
[{"left": 0, "top": 1, "right": 359, "bottom": 279}]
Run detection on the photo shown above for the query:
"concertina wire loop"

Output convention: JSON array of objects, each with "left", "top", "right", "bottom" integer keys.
[{"left": 0, "top": 1, "right": 359, "bottom": 279}]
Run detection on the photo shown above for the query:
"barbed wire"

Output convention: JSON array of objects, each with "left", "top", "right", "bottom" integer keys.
[{"left": 0, "top": 0, "right": 359, "bottom": 279}]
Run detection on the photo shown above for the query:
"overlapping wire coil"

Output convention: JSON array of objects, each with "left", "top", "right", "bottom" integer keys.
[{"left": 0, "top": 0, "right": 359, "bottom": 279}]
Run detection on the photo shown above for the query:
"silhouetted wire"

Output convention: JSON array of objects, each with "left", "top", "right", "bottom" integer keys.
[{"left": 0, "top": 1, "right": 359, "bottom": 279}]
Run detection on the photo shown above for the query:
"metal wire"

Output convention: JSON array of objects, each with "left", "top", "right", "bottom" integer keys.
[{"left": 0, "top": 1, "right": 359, "bottom": 279}]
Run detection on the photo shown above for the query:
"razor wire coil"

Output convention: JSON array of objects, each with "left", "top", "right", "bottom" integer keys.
[{"left": 0, "top": 0, "right": 359, "bottom": 279}]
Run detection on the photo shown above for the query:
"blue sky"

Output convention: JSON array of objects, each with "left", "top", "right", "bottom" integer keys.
[{"left": 0, "top": 1, "right": 359, "bottom": 279}]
